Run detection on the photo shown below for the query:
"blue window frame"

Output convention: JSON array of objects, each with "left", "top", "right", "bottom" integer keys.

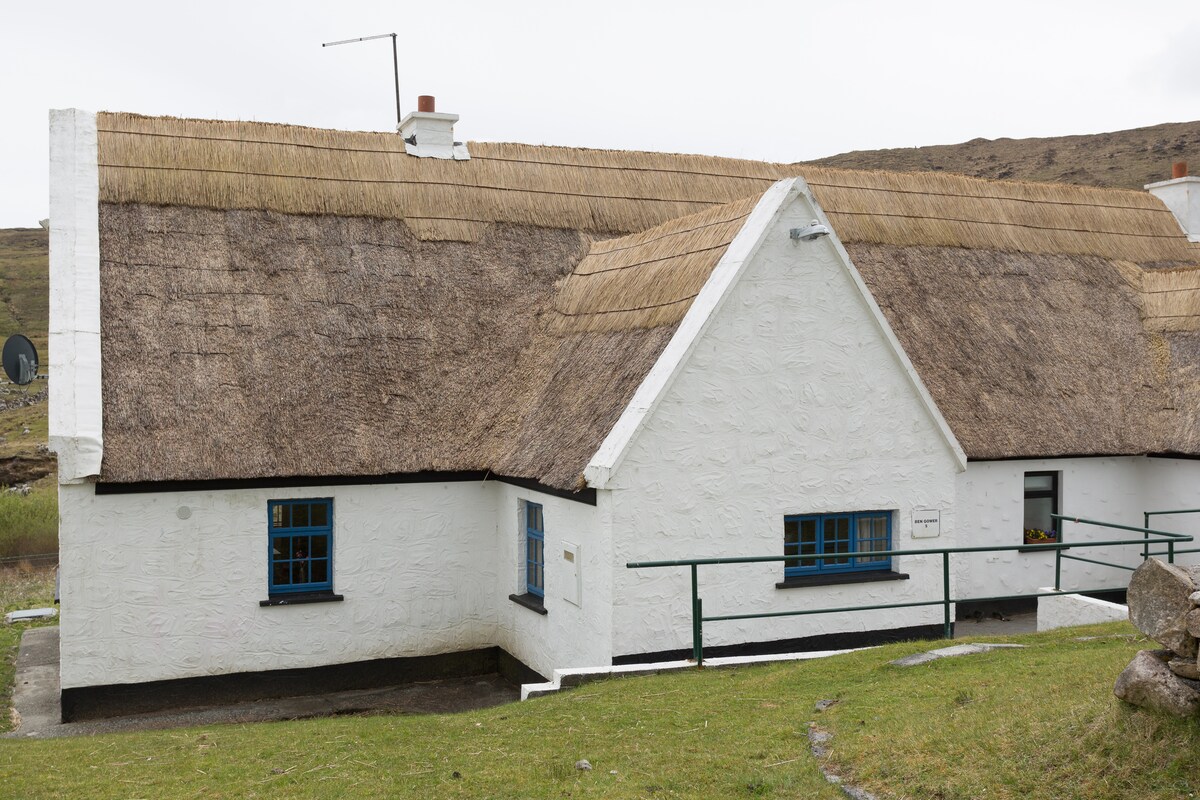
[
  {"left": 784, "top": 511, "right": 892, "bottom": 576},
  {"left": 525, "top": 501, "right": 545, "bottom": 598},
  {"left": 269, "top": 498, "right": 333, "bottom": 595}
]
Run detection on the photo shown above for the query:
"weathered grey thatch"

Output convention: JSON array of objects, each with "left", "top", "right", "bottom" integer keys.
[{"left": 92, "top": 113, "right": 1200, "bottom": 488}]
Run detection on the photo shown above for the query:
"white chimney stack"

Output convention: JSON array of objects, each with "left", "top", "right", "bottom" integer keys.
[
  {"left": 398, "top": 95, "right": 469, "bottom": 160},
  {"left": 1146, "top": 162, "right": 1200, "bottom": 242}
]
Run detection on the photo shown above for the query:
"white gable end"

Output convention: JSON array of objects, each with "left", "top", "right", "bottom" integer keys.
[{"left": 603, "top": 180, "right": 965, "bottom": 656}]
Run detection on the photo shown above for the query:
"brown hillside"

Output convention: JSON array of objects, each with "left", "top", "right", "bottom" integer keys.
[{"left": 803, "top": 120, "right": 1200, "bottom": 190}]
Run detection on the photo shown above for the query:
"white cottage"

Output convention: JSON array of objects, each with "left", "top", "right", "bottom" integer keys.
[{"left": 48, "top": 107, "right": 1200, "bottom": 719}]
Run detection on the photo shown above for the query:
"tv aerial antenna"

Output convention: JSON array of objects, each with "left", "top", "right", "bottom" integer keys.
[{"left": 322, "top": 32, "right": 402, "bottom": 127}]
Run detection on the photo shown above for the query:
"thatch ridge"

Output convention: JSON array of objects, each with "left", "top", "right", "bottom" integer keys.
[{"left": 97, "top": 112, "right": 1200, "bottom": 266}]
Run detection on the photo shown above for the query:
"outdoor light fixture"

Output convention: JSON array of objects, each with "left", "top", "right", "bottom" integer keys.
[{"left": 790, "top": 220, "right": 831, "bottom": 241}]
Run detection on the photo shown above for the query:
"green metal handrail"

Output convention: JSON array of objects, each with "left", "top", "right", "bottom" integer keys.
[
  {"left": 627, "top": 513, "right": 1192, "bottom": 667},
  {"left": 1142, "top": 509, "right": 1200, "bottom": 561}
]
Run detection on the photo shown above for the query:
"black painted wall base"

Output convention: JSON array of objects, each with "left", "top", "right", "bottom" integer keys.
[
  {"left": 61, "top": 646, "right": 546, "bottom": 723},
  {"left": 955, "top": 597, "right": 1038, "bottom": 621},
  {"left": 611, "top": 623, "right": 949, "bottom": 665}
]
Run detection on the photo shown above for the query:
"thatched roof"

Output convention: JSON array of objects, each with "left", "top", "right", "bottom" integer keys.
[{"left": 91, "top": 113, "right": 1200, "bottom": 488}]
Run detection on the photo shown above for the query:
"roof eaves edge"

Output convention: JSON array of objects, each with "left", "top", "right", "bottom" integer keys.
[{"left": 583, "top": 178, "right": 800, "bottom": 490}]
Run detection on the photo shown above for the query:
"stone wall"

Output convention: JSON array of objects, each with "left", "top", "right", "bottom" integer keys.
[{"left": 1114, "top": 559, "right": 1200, "bottom": 716}]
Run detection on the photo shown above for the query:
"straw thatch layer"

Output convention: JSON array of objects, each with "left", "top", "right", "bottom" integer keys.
[
  {"left": 92, "top": 112, "right": 1200, "bottom": 485},
  {"left": 1140, "top": 267, "right": 1200, "bottom": 332},
  {"left": 97, "top": 113, "right": 1200, "bottom": 268},
  {"left": 98, "top": 203, "right": 675, "bottom": 488},
  {"left": 552, "top": 195, "right": 761, "bottom": 333},
  {"left": 847, "top": 243, "right": 1183, "bottom": 458}
]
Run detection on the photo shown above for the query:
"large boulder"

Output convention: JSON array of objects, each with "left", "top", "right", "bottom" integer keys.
[
  {"left": 1114, "top": 650, "right": 1200, "bottom": 717},
  {"left": 1187, "top": 608, "right": 1200, "bottom": 639},
  {"left": 1127, "top": 559, "right": 1198, "bottom": 658}
]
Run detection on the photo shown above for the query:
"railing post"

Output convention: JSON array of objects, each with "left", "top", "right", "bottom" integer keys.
[
  {"left": 690, "top": 564, "right": 700, "bottom": 664},
  {"left": 1055, "top": 545, "right": 1062, "bottom": 591},
  {"left": 1143, "top": 512, "right": 1150, "bottom": 561},
  {"left": 696, "top": 598, "right": 704, "bottom": 667},
  {"left": 1169, "top": 540, "right": 1176, "bottom": 564},
  {"left": 942, "top": 552, "right": 952, "bottom": 639}
]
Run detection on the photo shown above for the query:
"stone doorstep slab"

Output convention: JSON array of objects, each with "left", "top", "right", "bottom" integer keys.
[
  {"left": 521, "top": 647, "right": 872, "bottom": 700},
  {"left": 4, "top": 608, "right": 57, "bottom": 624},
  {"left": 889, "top": 642, "right": 1026, "bottom": 668}
]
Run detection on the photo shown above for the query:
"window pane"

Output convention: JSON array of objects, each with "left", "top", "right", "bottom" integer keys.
[
  {"left": 293, "top": 504, "right": 310, "bottom": 528},
  {"left": 272, "top": 563, "right": 290, "bottom": 586},
  {"left": 272, "top": 538, "right": 286, "bottom": 561},
  {"left": 857, "top": 514, "right": 890, "bottom": 564},
  {"left": 291, "top": 536, "right": 309, "bottom": 559},
  {"left": 1024, "top": 497, "right": 1054, "bottom": 531},
  {"left": 311, "top": 503, "right": 328, "bottom": 527},
  {"left": 1024, "top": 474, "right": 1054, "bottom": 492},
  {"left": 799, "top": 519, "right": 818, "bottom": 568},
  {"left": 311, "top": 535, "right": 328, "bottom": 558},
  {"left": 276, "top": 504, "right": 291, "bottom": 528},
  {"left": 272, "top": 505, "right": 283, "bottom": 528},
  {"left": 784, "top": 519, "right": 800, "bottom": 569},
  {"left": 311, "top": 560, "right": 328, "bottom": 584},
  {"left": 825, "top": 518, "right": 851, "bottom": 565},
  {"left": 292, "top": 561, "right": 309, "bottom": 584}
]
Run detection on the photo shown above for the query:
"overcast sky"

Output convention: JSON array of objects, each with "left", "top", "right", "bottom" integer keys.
[{"left": 2, "top": 0, "right": 1198, "bottom": 228}]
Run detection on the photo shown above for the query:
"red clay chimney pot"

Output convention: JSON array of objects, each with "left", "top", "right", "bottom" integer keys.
[
  {"left": 417, "top": 95, "right": 436, "bottom": 113},
  {"left": 1173, "top": 161, "right": 1188, "bottom": 179}
]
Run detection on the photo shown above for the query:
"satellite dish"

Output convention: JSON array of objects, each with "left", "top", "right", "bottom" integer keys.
[{"left": 2, "top": 335, "right": 38, "bottom": 386}]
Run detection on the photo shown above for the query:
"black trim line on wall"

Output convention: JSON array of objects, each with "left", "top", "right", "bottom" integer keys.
[
  {"left": 61, "top": 645, "right": 547, "bottom": 722},
  {"left": 968, "top": 452, "right": 1200, "bottom": 463},
  {"left": 611, "top": 623, "right": 947, "bottom": 665},
  {"left": 94, "top": 470, "right": 597, "bottom": 505}
]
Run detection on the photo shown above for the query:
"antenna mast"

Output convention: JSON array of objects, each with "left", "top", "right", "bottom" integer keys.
[{"left": 322, "top": 32, "right": 402, "bottom": 126}]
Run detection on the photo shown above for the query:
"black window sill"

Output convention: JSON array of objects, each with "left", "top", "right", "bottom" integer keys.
[
  {"left": 776, "top": 571, "right": 909, "bottom": 590},
  {"left": 1018, "top": 544, "right": 1069, "bottom": 554},
  {"left": 260, "top": 592, "right": 344, "bottom": 607},
  {"left": 509, "top": 593, "right": 547, "bottom": 615}
]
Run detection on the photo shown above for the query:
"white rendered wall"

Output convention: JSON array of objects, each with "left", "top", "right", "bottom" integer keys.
[
  {"left": 491, "top": 485, "right": 611, "bottom": 676},
  {"left": 955, "top": 457, "right": 1184, "bottom": 600},
  {"left": 58, "top": 480, "right": 505, "bottom": 690},
  {"left": 1140, "top": 457, "right": 1200, "bottom": 567},
  {"left": 1036, "top": 589, "right": 1127, "bottom": 632},
  {"left": 48, "top": 109, "right": 103, "bottom": 481},
  {"left": 606, "top": 189, "right": 961, "bottom": 659}
]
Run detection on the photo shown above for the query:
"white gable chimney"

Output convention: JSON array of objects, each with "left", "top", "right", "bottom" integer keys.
[
  {"left": 398, "top": 95, "right": 469, "bottom": 160},
  {"left": 1146, "top": 161, "right": 1200, "bottom": 242}
]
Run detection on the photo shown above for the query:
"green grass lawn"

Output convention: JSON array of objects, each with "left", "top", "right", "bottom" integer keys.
[
  {"left": 0, "top": 615, "right": 1196, "bottom": 799},
  {"left": 1, "top": 566, "right": 56, "bottom": 735}
]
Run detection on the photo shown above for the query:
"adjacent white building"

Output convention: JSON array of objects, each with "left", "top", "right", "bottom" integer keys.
[{"left": 48, "top": 107, "right": 1200, "bottom": 718}]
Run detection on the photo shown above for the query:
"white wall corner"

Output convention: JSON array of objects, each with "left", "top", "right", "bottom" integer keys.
[
  {"left": 811, "top": 193, "right": 968, "bottom": 471},
  {"left": 48, "top": 108, "right": 103, "bottom": 482},
  {"left": 583, "top": 178, "right": 804, "bottom": 490}
]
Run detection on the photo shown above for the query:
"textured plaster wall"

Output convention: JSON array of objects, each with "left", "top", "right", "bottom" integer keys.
[
  {"left": 1036, "top": 590, "right": 1127, "bottom": 632},
  {"left": 956, "top": 457, "right": 1179, "bottom": 599},
  {"left": 58, "top": 480, "right": 505, "bottom": 690},
  {"left": 607, "top": 190, "right": 960, "bottom": 658},
  {"left": 491, "top": 485, "right": 611, "bottom": 676},
  {"left": 1141, "top": 457, "right": 1200, "bottom": 567}
]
